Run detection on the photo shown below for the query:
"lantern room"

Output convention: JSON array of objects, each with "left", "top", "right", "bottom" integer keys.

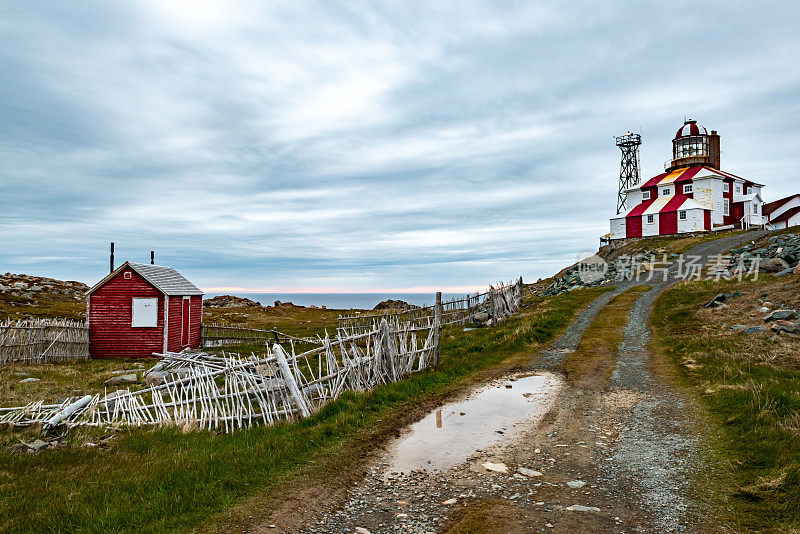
[{"left": 667, "top": 119, "right": 720, "bottom": 172}]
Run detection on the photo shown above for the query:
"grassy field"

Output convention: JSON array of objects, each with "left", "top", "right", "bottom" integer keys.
[
  {"left": 0, "top": 287, "right": 611, "bottom": 533},
  {"left": 651, "top": 273, "right": 800, "bottom": 531}
]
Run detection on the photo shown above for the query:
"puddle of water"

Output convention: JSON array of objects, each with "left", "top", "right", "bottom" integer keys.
[{"left": 385, "top": 372, "right": 563, "bottom": 474}]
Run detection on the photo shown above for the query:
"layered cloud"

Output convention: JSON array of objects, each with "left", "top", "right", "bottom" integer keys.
[{"left": 1, "top": 1, "right": 798, "bottom": 291}]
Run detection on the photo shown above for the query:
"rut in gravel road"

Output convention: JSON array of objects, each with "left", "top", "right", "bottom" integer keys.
[{"left": 272, "top": 232, "right": 763, "bottom": 534}]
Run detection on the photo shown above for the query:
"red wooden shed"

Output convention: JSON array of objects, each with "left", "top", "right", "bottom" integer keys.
[{"left": 87, "top": 261, "right": 204, "bottom": 358}]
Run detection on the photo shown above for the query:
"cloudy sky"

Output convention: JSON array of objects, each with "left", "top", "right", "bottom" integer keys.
[{"left": 2, "top": 2, "right": 798, "bottom": 292}]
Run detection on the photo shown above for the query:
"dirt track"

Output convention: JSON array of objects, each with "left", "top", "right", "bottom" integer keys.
[{"left": 254, "top": 232, "right": 761, "bottom": 534}]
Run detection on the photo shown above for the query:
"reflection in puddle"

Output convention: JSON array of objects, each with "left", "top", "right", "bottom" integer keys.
[{"left": 386, "top": 373, "right": 563, "bottom": 474}]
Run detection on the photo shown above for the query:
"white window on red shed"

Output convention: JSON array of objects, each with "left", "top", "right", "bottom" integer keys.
[
  {"left": 642, "top": 190, "right": 650, "bottom": 200},
  {"left": 683, "top": 184, "right": 692, "bottom": 194},
  {"left": 124, "top": 271, "right": 132, "bottom": 279},
  {"left": 132, "top": 297, "right": 158, "bottom": 327},
  {"left": 723, "top": 182, "right": 729, "bottom": 193}
]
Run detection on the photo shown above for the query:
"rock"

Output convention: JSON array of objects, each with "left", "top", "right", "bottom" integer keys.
[
  {"left": 775, "top": 267, "right": 795, "bottom": 277},
  {"left": 19, "top": 377, "right": 41, "bottom": 383},
  {"left": 774, "top": 320, "right": 797, "bottom": 334},
  {"left": 566, "top": 480, "right": 586, "bottom": 489},
  {"left": 473, "top": 312, "right": 490, "bottom": 322},
  {"left": 758, "top": 307, "right": 770, "bottom": 314},
  {"left": 760, "top": 258, "right": 790, "bottom": 273},
  {"left": 795, "top": 263, "right": 800, "bottom": 275},
  {"left": 442, "top": 498, "right": 457, "bottom": 505},
  {"left": 355, "top": 528, "right": 371, "bottom": 534},
  {"left": 704, "top": 293, "right": 729, "bottom": 308},
  {"left": 566, "top": 504, "right": 601, "bottom": 512},
  {"left": 395, "top": 513, "right": 408, "bottom": 519},
  {"left": 481, "top": 461, "right": 509, "bottom": 473},
  {"left": 743, "top": 326, "right": 765, "bottom": 335},
  {"left": 23, "top": 439, "right": 50, "bottom": 452},
  {"left": 730, "top": 325, "right": 747, "bottom": 331},
  {"left": 105, "top": 373, "right": 138, "bottom": 386},
  {"left": 145, "top": 371, "right": 169, "bottom": 387},
  {"left": 518, "top": 467, "right": 543, "bottom": 477},
  {"left": 764, "top": 309, "right": 796, "bottom": 322}
]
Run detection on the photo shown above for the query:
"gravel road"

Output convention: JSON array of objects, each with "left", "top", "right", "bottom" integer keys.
[{"left": 277, "top": 232, "right": 766, "bottom": 534}]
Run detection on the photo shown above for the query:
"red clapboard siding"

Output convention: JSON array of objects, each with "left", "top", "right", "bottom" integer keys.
[{"left": 89, "top": 268, "right": 164, "bottom": 358}]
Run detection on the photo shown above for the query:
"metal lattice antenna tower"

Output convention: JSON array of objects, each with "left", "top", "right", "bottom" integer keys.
[{"left": 615, "top": 132, "right": 642, "bottom": 214}]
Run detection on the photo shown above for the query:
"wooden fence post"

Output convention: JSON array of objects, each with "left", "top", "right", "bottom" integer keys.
[
  {"left": 434, "top": 292, "right": 442, "bottom": 365},
  {"left": 491, "top": 287, "right": 497, "bottom": 327},
  {"left": 272, "top": 343, "right": 311, "bottom": 418}
]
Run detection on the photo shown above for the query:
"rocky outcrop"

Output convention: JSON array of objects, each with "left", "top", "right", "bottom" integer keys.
[
  {"left": 373, "top": 300, "right": 419, "bottom": 311},
  {"left": 728, "top": 233, "right": 800, "bottom": 277},
  {"left": 203, "top": 295, "right": 262, "bottom": 308},
  {"left": 0, "top": 273, "right": 88, "bottom": 301}
]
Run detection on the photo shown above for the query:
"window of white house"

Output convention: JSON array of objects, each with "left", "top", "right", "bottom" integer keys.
[
  {"left": 661, "top": 187, "right": 672, "bottom": 196},
  {"left": 646, "top": 214, "right": 654, "bottom": 224},
  {"left": 724, "top": 198, "right": 730, "bottom": 216},
  {"left": 723, "top": 182, "right": 730, "bottom": 193},
  {"left": 683, "top": 184, "right": 692, "bottom": 194},
  {"left": 642, "top": 190, "right": 650, "bottom": 200},
  {"left": 753, "top": 203, "right": 759, "bottom": 214},
  {"left": 679, "top": 210, "right": 687, "bottom": 220},
  {"left": 735, "top": 184, "right": 742, "bottom": 194},
  {"left": 745, "top": 186, "right": 752, "bottom": 195},
  {"left": 132, "top": 297, "right": 158, "bottom": 327}
]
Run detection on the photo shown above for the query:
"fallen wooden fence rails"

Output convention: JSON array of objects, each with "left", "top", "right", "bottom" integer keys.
[
  {"left": 0, "top": 317, "right": 438, "bottom": 433},
  {"left": 0, "top": 318, "right": 89, "bottom": 364}
]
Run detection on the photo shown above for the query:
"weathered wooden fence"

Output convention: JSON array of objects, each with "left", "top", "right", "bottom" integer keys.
[
  {"left": 337, "top": 277, "right": 524, "bottom": 334},
  {"left": 0, "top": 317, "right": 438, "bottom": 433},
  {"left": 0, "top": 318, "right": 89, "bottom": 364}
]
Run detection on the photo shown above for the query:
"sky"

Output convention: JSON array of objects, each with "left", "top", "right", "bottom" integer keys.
[{"left": 1, "top": 1, "right": 799, "bottom": 293}]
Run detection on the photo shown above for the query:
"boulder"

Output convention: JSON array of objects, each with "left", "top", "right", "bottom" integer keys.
[
  {"left": 775, "top": 267, "right": 795, "bottom": 277},
  {"left": 760, "top": 258, "right": 790, "bottom": 273},
  {"left": 758, "top": 307, "right": 770, "bottom": 314},
  {"left": 19, "top": 377, "right": 41, "bottom": 383},
  {"left": 145, "top": 371, "right": 169, "bottom": 387},
  {"left": 764, "top": 309, "right": 796, "bottom": 322},
  {"left": 105, "top": 373, "right": 138, "bottom": 386},
  {"left": 473, "top": 311, "right": 490, "bottom": 322},
  {"left": 773, "top": 320, "right": 797, "bottom": 334}
]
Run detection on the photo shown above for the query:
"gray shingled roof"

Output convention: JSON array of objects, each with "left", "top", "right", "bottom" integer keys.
[{"left": 127, "top": 262, "right": 204, "bottom": 295}]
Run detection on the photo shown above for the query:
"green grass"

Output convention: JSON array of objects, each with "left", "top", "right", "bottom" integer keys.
[
  {"left": 651, "top": 279, "right": 800, "bottom": 531},
  {"left": 0, "top": 287, "right": 611, "bottom": 533}
]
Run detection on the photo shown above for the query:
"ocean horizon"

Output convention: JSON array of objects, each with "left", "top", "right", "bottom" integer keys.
[{"left": 205, "top": 292, "right": 471, "bottom": 310}]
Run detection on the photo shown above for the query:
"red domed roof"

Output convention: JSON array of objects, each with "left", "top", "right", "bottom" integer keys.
[{"left": 675, "top": 119, "right": 707, "bottom": 139}]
